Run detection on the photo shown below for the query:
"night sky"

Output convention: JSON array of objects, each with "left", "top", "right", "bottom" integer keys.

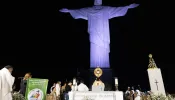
[{"left": 1, "top": 0, "right": 175, "bottom": 93}]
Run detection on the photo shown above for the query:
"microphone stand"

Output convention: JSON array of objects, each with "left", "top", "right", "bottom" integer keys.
[
  {"left": 18, "top": 77, "right": 24, "bottom": 93},
  {"left": 18, "top": 77, "right": 24, "bottom": 82}
]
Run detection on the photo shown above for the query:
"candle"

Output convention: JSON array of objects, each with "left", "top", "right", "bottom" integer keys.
[
  {"left": 73, "top": 78, "right": 76, "bottom": 85},
  {"left": 115, "top": 78, "right": 118, "bottom": 85}
]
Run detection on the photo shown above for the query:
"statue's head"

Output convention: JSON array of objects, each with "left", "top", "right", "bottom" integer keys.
[
  {"left": 94, "top": 0, "right": 102, "bottom": 5},
  {"left": 149, "top": 54, "right": 152, "bottom": 58}
]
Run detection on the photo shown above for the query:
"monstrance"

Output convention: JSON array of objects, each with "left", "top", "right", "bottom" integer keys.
[{"left": 94, "top": 67, "right": 103, "bottom": 78}]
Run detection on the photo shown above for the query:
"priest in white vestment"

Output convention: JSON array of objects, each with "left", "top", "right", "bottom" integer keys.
[
  {"left": 92, "top": 78, "right": 105, "bottom": 91},
  {"left": 77, "top": 80, "right": 89, "bottom": 92},
  {"left": 0, "top": 65, "right": 15, "bottom": 100}
]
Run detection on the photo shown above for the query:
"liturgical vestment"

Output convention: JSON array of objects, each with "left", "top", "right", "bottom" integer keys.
[{"left": 0, "top": 68, "right": 15, "bottom": 100}]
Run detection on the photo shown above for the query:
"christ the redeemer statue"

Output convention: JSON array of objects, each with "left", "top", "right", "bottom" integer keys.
[{"left": 60, "top": 0, "right": 139, "bottom": 68}]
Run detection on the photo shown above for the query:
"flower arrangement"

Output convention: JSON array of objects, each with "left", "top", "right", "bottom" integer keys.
[
  {"left": 150, "top": 94, "right": 174, "bottom": 100},
  {"left": 166, "top": 94, "right": 175, "bottom": 100},
  {"left": 12, "top": 92, "right": 25, "bottom": 100}
]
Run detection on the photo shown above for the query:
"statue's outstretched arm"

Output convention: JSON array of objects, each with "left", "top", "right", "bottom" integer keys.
[
  {"left": 108, "top": 6, "right": 129, "bottom": 19},
  {"left": 108, "top": 3, "right": 139, "bottom": 19},
  {"left": 60, "top": 8, "right": 88, "bottom": 20},
  {"left": 59, "top": 8, "right": 70, "bottom": 13},
  {"left": 128, "top": 3, "right": 139, "bottom": 9}
]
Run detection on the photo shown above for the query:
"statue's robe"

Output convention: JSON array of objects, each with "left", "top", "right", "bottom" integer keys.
[{"left": 69, "top": 5, "right": 130, "bottom": 68}]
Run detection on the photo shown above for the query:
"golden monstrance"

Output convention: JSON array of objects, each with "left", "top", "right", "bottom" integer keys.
[{"left": 94, "top": 67, "right": 103, "bottom": 78}]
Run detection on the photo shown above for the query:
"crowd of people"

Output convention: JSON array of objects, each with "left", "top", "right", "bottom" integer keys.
[
  {"left": 124, "top": 87, "right": 175, "bottom": 100},
  {"left": 124, "top": 87, "right": 151, "bottom": 100},
  {"left": 47, "top": 79, "right": 89, "bottom": 100},
  {"left": 0, "top": 65, "right": 90, "bottom": 100},
  {"left": 0, "top": 65, "right": 174, "bottom": 100}
]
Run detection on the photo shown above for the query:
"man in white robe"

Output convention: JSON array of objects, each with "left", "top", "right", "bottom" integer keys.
[
  {"left": 0, "top": 65, "right": 15, "bottom": 100},
  {"left": 77, "top": 80, "right": 89, "bottom": 92}
]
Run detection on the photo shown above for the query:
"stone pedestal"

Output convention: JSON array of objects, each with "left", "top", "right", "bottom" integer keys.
[
  {"left": 147, "top": 68, "right": 166, "bottom": 95},
  {"left": 89, "top": 68, "right": 114, "bottom": 91}
]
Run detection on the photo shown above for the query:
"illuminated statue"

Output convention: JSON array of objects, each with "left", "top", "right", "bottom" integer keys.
[
  {"left": 60, "top": 0, "right": 139, "bottom": 68},
  {"left": 148, "top": 54, "right": 158, "bottom": 68}
]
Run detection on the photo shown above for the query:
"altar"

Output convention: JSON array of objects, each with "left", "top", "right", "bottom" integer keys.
[{"left": 69, "top": 91, "right": 123, "bottom": 100}]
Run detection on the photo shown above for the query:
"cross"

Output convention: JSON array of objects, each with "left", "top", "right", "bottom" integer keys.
[{"left": 155, "top": 79, "right": 159, "bottom": 91}]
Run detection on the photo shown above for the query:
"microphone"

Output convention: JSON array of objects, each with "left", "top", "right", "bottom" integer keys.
[{"left": 18, "top": 77, "right": 23, "bottom": 79}]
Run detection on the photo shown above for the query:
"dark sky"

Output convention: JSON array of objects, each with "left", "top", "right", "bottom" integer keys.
[{"left": 1, "top": 0, "right": 175, "bottom": 93}]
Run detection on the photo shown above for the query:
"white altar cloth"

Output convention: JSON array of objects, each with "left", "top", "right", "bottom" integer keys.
[{"left": 69, "top": 91, "right": 123, "bottom": 100}]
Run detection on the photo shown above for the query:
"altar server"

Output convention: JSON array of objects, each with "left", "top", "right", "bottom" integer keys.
[{"left": 0, "top": 65, "right": 15, "bottom": 100}]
